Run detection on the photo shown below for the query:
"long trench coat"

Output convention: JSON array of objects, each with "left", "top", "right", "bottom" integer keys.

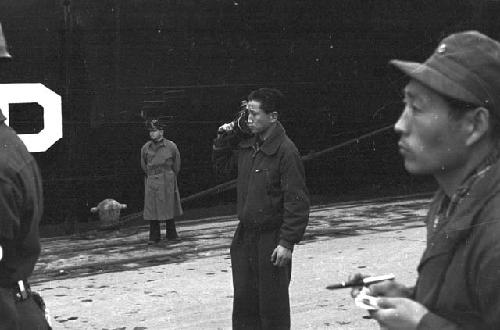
[{"left": 141, "top": 138, "right": 183, "bottom": 221}]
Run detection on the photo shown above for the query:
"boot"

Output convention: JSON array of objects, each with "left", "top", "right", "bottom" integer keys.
[
  {"left": 148, "top": 221, "right": 161, "bottom": 244},
  {"left": 166, "top": 219, "right": 180, "bottom": 241}
]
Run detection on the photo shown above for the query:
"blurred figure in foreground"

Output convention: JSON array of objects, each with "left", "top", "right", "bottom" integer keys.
[{"left": 0, "top": 22, "right": 50, "bottom": 329}]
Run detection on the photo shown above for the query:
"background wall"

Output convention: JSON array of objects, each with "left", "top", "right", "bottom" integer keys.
[{"left": 0, "top": 0, "right": 498, "bottom": 224}]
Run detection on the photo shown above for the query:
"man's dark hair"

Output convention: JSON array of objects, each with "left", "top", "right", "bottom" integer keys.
[
  {"left": 248, "top": 88, "right": 285, "bottom": 114},
  {"left": 442, "top": 93, "right": 500, "bottom": 139}
]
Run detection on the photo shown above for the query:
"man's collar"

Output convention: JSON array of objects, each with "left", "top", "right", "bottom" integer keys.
[
  {"left": 431, "top": 142, "right": 500, "bottom": 231},
  {"left": 152, "top": 137, "right": 165, "bottom": 143},
  {"left": 419, "top": 145, "right": 500, "bottom": 266},
  {"left": 149, "top": 137, "right": 167, "bottom": 147},
  {"left": 259, "top": 122, "right": 277, "bottom": 141},
  {"left": 452, "top": 142, "right": 500, "bottom": 197},
  {"left": 239, "top": 122, "right": 286, "bottom": 155}
]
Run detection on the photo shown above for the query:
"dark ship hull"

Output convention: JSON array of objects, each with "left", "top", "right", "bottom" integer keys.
[{"left": 0, "top": 0, "right": 497, "bottom": 224}]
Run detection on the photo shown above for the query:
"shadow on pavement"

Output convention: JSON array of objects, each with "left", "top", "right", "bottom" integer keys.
[{"left": 32, "top": 197, "right": 429, "bottom": 285}]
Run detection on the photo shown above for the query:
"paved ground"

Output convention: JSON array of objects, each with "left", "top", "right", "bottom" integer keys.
[{"left": 32, "top": 194, "right": 430, "bottom": 329}]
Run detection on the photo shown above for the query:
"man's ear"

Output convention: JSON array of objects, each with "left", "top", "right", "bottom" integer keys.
[
  {"left": 465, "top": 107, "right": 490, "bottom": 146},
  {"left": 270, "top": 111, "right": 278, "bottom": 123}
]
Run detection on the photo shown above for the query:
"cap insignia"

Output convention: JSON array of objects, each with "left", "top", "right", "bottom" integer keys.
[{"left": 437, "top": 43, "right": 446, "bottom": 54}]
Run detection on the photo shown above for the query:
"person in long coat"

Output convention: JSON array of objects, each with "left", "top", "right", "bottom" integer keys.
[{"left": 141, "top": 119, "right": 183, "bottom": 244}]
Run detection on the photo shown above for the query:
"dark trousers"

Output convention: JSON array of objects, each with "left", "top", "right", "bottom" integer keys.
[
  {"left": 0, "top": 288, "right": 49, "bottom": 330},
  {"left": 149, "top": 220, "right": 179, "bottom": 241},
  {"left": 230, "top": 224, "right": 291, "bottom": 330}
]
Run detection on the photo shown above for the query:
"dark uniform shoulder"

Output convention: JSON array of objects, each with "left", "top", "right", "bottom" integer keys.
[
  {"left": 141, "top": 140, "right": 152, "bottom": 150},
  {"left": 0, "top": 124, "right": 33, "bottom": 175},
  {"left": 279, "top": 135, "right": 300, "bottom": 155},
  {"left": 164, "top": 139, "right": 178, "bottom": 148}
]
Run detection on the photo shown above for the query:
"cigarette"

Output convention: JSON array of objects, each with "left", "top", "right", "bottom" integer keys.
[{"left": 326, "top": 273, "right": 395, "bottom": 290}]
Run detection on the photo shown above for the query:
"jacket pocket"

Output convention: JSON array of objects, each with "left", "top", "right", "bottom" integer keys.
[
  {"left": 246, "top": 168, "right": 273, "bottom": 214},
  {"left": 253, "top": 168, "right": 281, "bottom": 217}
]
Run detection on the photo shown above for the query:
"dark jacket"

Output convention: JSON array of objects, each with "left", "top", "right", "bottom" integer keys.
[
  {"left": 213, "top": 122, "right": 309, "bottom": 249},
  {"left": 0, "top": 119, "right": 43, "bottom": 287},
  {"left": 415, "top": 154, "right": 500, "bottom": 329}
]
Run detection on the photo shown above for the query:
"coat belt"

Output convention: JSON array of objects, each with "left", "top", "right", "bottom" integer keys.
[{"left": 147, "top": 166, "right": 169, "bottom": 176}]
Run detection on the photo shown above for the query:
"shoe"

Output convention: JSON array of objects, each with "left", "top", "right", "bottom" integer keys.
[
  {"left": 147, "top": 240, "right": 161, "bottom": 245},
  {"left": 167, "top": 236, "right": 181, "bottom": 242}
]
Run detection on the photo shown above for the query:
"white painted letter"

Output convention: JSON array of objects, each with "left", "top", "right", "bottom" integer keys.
[{"left": 0, "top": 83, "right": 62, "bottom": 152}]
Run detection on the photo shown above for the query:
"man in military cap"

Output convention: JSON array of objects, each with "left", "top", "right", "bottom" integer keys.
[
  {"left": 0, "top": 22, "right": 50, "bottom": 329},
  {"left": 141, "top": 119, "right": 183, "bottom": 244},
  {"left": 351, "top": 31, "right": 500, "bottom": 329}
]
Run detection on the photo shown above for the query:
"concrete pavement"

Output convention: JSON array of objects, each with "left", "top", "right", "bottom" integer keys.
[{"left": 32, "top": 195, "right": 430, "bottom": 329}]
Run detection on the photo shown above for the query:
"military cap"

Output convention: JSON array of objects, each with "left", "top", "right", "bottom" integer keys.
[
  {"left": 391, "top": 31, "right": 500, "bottom": 114},
  {"left": 146, "top": 119, "right": 164, "bottom": 131}
]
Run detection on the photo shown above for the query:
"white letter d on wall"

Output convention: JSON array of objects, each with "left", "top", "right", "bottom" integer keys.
[{"left": 0, "top": 83, "right": 62, "bottom": 152}]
